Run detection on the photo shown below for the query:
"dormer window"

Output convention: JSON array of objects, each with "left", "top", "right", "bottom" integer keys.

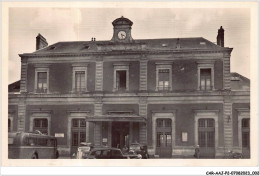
[
  {"left": 81, "top": 45, "right": 89, "bottom": 50},
  {"left": 49, "top": 46, "right": 56, "bottom": 50}
]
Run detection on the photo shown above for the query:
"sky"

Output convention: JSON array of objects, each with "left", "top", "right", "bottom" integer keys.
[{"left": 8, "top": 8, "right": 250, "bottom": 84}]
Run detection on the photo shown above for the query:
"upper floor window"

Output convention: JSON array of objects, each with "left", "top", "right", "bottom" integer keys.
[
  {"left": 197, "top": 61, "right": 214, "bottom": 91},
  {"left": 35, "top": 67, "right": 49, "bottom": 93},
  {"left": 156, "top": 62, "right": 172, "bottom": 91},
  {"left": 72, "top": 64, "right": 88, "bottom": 93},
  {"left": 158, "top": 69, "right": 170, "bottom": 90},
  {"left": 200, "top": 68, "right": 212, "bottom": 90},
  {"left": 116, "top": 70, "right": 126, "bottom": 90},
  {"left": 75, "top": 71, "right": 86, "bottom": 92},
  {"left": 113, "top": 63, "right": 129, "bottom": 91}
]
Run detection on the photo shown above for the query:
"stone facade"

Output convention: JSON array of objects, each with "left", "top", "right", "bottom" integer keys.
[{"left": 8, "top": 17, "right": 250, "bottom": 158}]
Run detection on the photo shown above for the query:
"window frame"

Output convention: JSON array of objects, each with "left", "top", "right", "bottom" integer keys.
[
  {"left": 71, "top": 118, "right": 87, "bottom": 146},
  {"left": 155, "top": 62, "right": 172, "bottom": 91},
  {"left": 194, "top": 110, "right": 219, "bottom": 149},
  {"left": 33, "top": 118, "right": 48, "bottom": 134},
  {"left": 8, "top": 113, "right": 14, "bottom": 132},
  {"left": 197, "top": 62, "right": 215, "bottom": 91},
  {"left": 67, "top": 111, "right": 90, "bottom": 149},
  {"left": 237, "top": 108, "right": 250, "bottom": 149},
  {"left": 34, "top": 68, "right": 49, "bottom": 93},
  {"left": 72, "top": 65, "right": 88, "bottom": 93},
  {"left": 30, "top": 111, "right": 51, "bottom": 135},
  {"left": 113, "top": 63, "right": 129, "bottom": 92}
]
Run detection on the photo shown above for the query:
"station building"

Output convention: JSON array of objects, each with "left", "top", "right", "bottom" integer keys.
[{"left": 8, "top": 17, "right": 250, "bottom": 158}]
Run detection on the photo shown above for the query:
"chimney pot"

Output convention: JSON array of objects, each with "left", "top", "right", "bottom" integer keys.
[{"left": 36, "top": 33, "right": 48, "bottom": 50}]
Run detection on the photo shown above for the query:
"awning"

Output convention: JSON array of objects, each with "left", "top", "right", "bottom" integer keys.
[{"left": 85, "top": 114, "right": 146, "bottom": 122}]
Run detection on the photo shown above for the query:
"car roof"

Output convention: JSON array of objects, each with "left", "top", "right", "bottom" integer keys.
[
  {"left": 91, "top": 147, "right": 121, "bottom": 151},
  {"left": 130, "top": 143, "right": 143, "bottom": 145}
]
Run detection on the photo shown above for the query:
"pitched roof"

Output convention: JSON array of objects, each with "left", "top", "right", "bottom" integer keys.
[
  {"left": 8, "top": 80, "right": 20, "bottom": 92},
  {"left": 230, "top": 72, "right": 250, "bottom": 91},
  {"left": 31, "top": 37, "right": 229, "bottom": 55}
]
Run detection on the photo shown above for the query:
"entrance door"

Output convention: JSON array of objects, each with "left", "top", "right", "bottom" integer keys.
[
  {"left": 198, "top": 118, "right": 215, "bottom": 158},
  {"left": 156, "top": 119, "right": 172, "bottom": 158},
  {"left": 242, "top": 118, "right": 250, "bottom": 158},
  {"left": 112, "top": 122, "right": 129, "bottom": 149}
]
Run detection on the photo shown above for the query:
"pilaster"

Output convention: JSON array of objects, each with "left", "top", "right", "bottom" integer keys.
[
  {"left": 95, "top": 58, "right": 103, "bottom": 91},
  {"left": 223, "top": 52, "right": 231, "bottom": 90},
  {"left": 139, "top": 97, "right": 147, "bottom": 144},
  {"left": 139, "top": 56, "right": 148, "bottom": 91},
  {"left": 20, "top": 57, "right": 28, "bottom": 93},
  {"left": 93, "top": 97, "right": 103, "bottom": 146},
  {"left": 223, "top": 95, "right": 233, "bottom": 151},
  {"left": 17, "top": 98, "right": 26, "bottom": 131}
]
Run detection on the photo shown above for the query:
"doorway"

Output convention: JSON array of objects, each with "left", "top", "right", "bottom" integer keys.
[
  {"left": 242, "top": 118, "right": 250, "bottom": 158},
  {"left": 156, "top": 118, "right": 172, "bottom": 158},
  {"left": 112, "top": 122, "right": 129, "bottom": 149},
  {"left": 198, "top": 118, "right": 215, "bottom": 158}
]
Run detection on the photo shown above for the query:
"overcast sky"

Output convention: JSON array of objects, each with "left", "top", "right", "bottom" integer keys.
[{"left": 8, "top": 8, "right": 250, "bottom": 84}]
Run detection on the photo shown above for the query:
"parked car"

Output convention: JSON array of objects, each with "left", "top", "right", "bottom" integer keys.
[
  {"left": 226, "top": 150, "right": 243, "bottom": 159},
  {"left": 124, "top": 150, "right": 142, "bottom": 159},
  {"left": 72, "top": 142, "right": 94, "bottom": 159},
  {"left": 129, "top": 143, "right": 149, "bottom": 159},
  {"left": 86, "top": 147, "right": 140, "bottom": 159}
]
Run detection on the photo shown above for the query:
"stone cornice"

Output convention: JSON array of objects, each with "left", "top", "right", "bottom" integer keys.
[
  {"left": 8, "top": 90, "right": 250, "bottom": 99},
  {"left": 19, "top": 48, "right": 233, "bottom": 58}
]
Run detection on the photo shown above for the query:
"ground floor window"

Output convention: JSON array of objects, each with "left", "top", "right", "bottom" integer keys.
[
  {"left": 242, "top": 118, "right": 250, "bottom": 148},
  {"left": 33, "top": 118, "right": 48, "bottom": 134},
  {"left": 8, "top": 119, "right": 11, "bottom": 132},
  {"left": 198, "top": 118, "right": 215, "bottom": 147},
  {"left": 71, "top": 119, "right": 86, "bottom": 146}
]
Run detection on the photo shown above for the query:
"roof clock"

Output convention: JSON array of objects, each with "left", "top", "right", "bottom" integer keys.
[{"left": 111, "top": 16, "right": 134, "bottom": 43}]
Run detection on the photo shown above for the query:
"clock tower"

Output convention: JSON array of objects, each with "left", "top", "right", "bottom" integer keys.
[{"left": 111, "top": 16, "right": 134, "bottom": 43}]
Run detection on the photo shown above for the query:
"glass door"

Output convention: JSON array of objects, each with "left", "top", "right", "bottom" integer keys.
[
  {"left": 156, "top": 119, "right": 172, "bottom": 158},
  {"left": 198, "top": 118, "right": 215, "bottom": 158}
]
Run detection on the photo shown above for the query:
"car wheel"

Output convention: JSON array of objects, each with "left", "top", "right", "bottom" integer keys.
[
  {"left": 31, "top": 153, "right": 38, "bottom": 159},
  {"left": 55, "top": 151, "right": 59, "bottom": 159},
  {"left": 145, "top": 154, "right": 148, "bottom": 159}
]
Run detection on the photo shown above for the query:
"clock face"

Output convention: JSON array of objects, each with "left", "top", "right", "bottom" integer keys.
[{"left": 118, "top": 31, "right": 126, "bottom": 40}]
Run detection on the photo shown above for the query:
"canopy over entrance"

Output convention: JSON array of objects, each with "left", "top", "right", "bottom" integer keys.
[{"left": 85, "top": 114, "right": 146, "bottom": 122}]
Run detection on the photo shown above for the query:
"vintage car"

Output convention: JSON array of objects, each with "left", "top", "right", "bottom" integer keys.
[
  {"left": 85, "top": 147, "right": 141, "bottom": 159},
  {"left": 73, "top": 142, "right": 94, "bottom": 159},
  {"left": 129, "top": 143, "right": 149, "bottom": 159}
]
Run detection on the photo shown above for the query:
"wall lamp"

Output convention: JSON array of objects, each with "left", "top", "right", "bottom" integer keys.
[{"left": 227, "top": 115, "right": 231, "bottom": 123}]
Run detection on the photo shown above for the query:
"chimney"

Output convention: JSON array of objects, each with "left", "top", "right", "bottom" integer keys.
[
  {"left": 217, "top": 26, "right": 224, "bottom": 47},
  {"left": 36, "top": 33, "right": 48, "bottom": 50}
]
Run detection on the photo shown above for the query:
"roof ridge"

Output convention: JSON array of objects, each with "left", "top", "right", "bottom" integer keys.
[{"left": 50, "top": 37, "right": 205, "bottom": 44}]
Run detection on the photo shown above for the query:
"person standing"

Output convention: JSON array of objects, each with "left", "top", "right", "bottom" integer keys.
[{"left": 194, "top": 145, "right": 200, "bottom": 158}]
